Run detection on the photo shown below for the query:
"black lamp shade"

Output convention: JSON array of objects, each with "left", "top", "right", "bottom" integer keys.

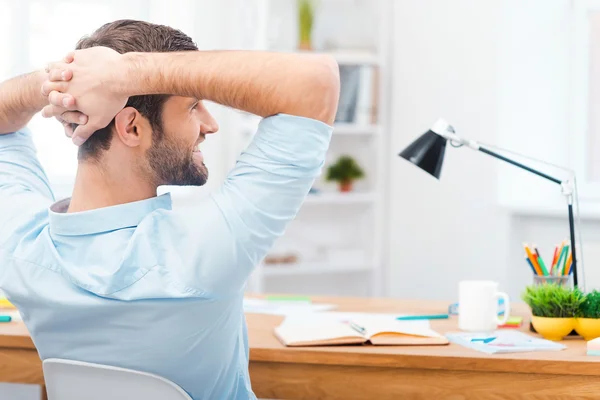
[{"left": 398, "top": 130, "right": 447, "bottom": 179}]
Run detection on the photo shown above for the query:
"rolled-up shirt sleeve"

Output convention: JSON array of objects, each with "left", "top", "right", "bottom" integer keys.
[
  {"left": 0, "top": 129, "right": 54, "bottom": 246},
  {"left": 161, "top": 114, "right": 333, "bottom": 296}
]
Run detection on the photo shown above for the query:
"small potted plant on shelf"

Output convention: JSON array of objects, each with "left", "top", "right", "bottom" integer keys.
[
  {"left": 325, "top": 155, "right": 365, "bottom": 193},
  {"left": 522, "top": 283, "right": 584, "bottom": 341},
  {"left": 297, "top": 0, "right": 316, "bottom": 50},
  {"left": 576, "top": 290, "right": 600, "bottom": 340}
]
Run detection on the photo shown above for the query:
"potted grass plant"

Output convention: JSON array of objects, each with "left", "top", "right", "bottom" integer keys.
[
  {"left": 522, "top": 284, "right": 584, "bottom": 341},
  {"left": 576, "top": 290, "right": 600, "bottom": 340},
  {"left": 297, "top": 0, "right": 316, "bottom": 50},
  {"left": 325, "top": 155, "right": 365, "bottom": 192}
]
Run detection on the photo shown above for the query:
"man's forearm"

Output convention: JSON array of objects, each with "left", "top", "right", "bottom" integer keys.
[
  {"left": 122, "top": 51, "right": 340, "bottom": 124},
  {"left": 0, "top": 71, "right": 47, "bottom": 134}
]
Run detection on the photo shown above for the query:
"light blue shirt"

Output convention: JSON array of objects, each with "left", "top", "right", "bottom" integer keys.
[{"left": 0, "top": 114, "right": 332, "bottom": 400}]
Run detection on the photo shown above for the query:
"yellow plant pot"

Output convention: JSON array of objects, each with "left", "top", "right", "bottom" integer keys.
[
  {"left": 575, "top": 318, "right": 600, "bottom": 341},
  {"left": 531, "top": 316, "right": 575, "bottom": 341}
]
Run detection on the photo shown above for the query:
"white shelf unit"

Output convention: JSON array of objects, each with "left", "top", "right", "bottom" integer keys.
[
  {"left": 263, "top": 262, "right": 371, "bottom": 277},
  {"left": 304, "top": 192, "right": 376, "bottom": 205},
  {"left": 334, "top": 123, "right": 380, "bottom": 136},
  {"left": 298, "top": 50, "right": 381, "bottom": 65},
  {"left": 232, "top": 0, "right": 391, "bottom": 297}
]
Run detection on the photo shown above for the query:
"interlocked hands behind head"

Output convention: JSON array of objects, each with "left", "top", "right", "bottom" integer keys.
[{"left": 40, "top": 47, "right": 128, "bottom": 146}]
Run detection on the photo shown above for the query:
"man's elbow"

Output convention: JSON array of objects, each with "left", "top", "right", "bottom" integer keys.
[
  {"left": 0, "top": 125, "right": 23, "bottom": 135},
  {"left": 307, "top": 55, "right": 340, "bottom": 125}
]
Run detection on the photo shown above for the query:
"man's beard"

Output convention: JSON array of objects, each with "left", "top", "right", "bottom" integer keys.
[{"left": 146, "top": 131, "right": 208, "bottom": 187}]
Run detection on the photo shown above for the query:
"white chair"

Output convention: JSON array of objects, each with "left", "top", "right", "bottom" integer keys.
[{"left": 43, "top": 358, "right": 193, "bottom": 400}]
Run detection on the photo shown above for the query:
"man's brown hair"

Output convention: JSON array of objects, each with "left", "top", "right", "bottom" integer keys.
[{"left": 75, "top": 20, "right": 198, "bottom": 161}]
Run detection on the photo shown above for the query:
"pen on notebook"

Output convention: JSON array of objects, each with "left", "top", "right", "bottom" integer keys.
[{"left": 348, "top": 321, "right": 366, "bottom": 335}]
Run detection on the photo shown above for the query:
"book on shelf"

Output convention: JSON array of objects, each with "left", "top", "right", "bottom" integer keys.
[{"left": 335, "top": 65, "right": 379, "bottom": 125}]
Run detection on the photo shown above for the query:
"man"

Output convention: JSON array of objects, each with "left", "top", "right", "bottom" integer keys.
[{"left": 0, "top": 20, "right": 339, "bottom": 400}]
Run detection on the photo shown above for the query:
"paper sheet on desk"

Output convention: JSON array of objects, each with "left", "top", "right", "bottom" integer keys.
[
  {"left": 282, "top": 312, "right": 432, "bottom": 330},
  {"left": 243, "top": 298, "right": 336, "bottom": 316},
  {"left": 446, "top": 330, "right": 565, "bottom": 354},
  {"left": 0, "top": 311, "right": 22, "bottom": 322}
]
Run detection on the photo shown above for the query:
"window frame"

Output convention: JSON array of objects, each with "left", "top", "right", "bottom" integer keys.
[{"left": 571, "top": 0, "right": 600, "bottom": 201}]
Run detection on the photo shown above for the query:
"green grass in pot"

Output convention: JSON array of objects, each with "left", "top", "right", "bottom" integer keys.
[
  {"left": 580, "top": 290, "right": 600, "bottom": 318},
  {"left": 522, "top": 284, "right": 584, "bottom": 318}
]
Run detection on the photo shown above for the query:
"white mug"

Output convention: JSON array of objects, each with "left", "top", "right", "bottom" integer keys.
[{"left": 458, "top": 280, "right": 510, "bottom": 332}]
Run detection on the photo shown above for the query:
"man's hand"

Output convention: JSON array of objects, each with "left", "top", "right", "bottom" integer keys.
[{"left": 41, "top": 47, "right": 128, "bottom": 146}]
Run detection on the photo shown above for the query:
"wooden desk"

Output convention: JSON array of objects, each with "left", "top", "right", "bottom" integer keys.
[{"left": 2, "top": 296, "right": 600, "bottom": 400}]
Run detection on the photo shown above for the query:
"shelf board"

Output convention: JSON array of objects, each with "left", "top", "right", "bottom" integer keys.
[
  {"left": 295, "top": 50, "right": 380, "bottom": 65},
  {"left": 333, "top": 123, "right": 380, "bottom": 135},
  {"left": 327, "top": 51, "right": 380, "bottom": 65},
  {"left": 303, "top": 192, "right": 376, "bottom": 205},
  {"left": 262, "top": 262, "right": 371, "bottom": 277}
]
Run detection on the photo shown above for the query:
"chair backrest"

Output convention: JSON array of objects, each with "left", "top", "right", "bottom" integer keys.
[{"left": 43, "top": 358, "right": 193, "bottom": 400}]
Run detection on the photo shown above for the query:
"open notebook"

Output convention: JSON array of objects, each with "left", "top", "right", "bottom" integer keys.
[{"left": 274, "top": 313, "right": 449, "bottom": 347}]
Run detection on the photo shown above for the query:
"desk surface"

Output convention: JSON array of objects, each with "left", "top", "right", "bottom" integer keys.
[
  {"left": 3, "top": 296, "right": 600, "bottom": 400},
  {"left": 246, "top": 296, "right": 600, "bottom": 377},
  {"left": 2, "top": 295, "right": 597, "bottom": 373}
]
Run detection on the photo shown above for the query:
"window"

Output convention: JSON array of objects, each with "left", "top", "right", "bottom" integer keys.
[
  {"left": 572, "top": 0, "right": 600, "bottom": 201},
  {"left": 0, "top": 1, "right": 13, "bottom": 82},
  {"left": 3, "top": 0, "right": 236, "bottom": 200}
]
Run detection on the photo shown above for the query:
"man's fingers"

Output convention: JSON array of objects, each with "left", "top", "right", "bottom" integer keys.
[
  {"left": 55, "top": 117, "right": 75, "bottom": 138},
  {"left": 72, "top": 124, "right": 96, "bottom": 146},
  {"left": 41, "top": 80, "right": 68, "bottom": 96},
  {"left": 64, "top": 52, "right": 75, "bottom": 63},
  {"left": 48, "top": 69, "right": 72, "bottom": 82},
  {"left": 41, "top": 104, "right": 62, "bottom": 118},
  {"left": 44, "top": 61, "right": 69, "bottom": 75},
  {"left": 60, "top": 111, "right": 88, "bottom": 126},
  {"left": 41, "top": 104, "right": 70, "bottom": 118},
  {"left": 64, "top": 123, "right": 75, "bottom": 138},
  {"left": 48, "top": 91, "right": 76, "bottom": 109}
]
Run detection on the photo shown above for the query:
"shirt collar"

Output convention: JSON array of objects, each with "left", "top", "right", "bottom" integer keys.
[{"left": 49, "top": 193, "right": 172, "bottom": 236}]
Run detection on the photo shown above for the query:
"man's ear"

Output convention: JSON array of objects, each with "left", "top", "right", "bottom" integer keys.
[{"left": 113, "top": 107, "right": 152, "bottom": 148}]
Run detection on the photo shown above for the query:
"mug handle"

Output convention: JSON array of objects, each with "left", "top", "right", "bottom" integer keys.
[{"left": 495, "top": 292, "right": 510, "bottom": 325}]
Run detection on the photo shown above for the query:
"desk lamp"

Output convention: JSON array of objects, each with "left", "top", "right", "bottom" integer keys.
[{"left": 399, "top": 119, "right": 581, "bottom": 288}]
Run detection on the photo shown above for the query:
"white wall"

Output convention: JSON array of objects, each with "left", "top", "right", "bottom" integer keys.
[
  {"left": 389, "top": 0, "right": 510, "bottom": 300},
  {"left": 388, "top": 0, "right": 600, "bottom": 302}
]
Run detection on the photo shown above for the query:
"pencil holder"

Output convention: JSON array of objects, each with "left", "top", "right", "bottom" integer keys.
[{"left": 533, "top": 275, "right": 570, "bottom": 287}]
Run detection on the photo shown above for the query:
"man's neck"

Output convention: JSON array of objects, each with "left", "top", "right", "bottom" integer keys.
[{"left": 68, "top": 162, "right": 157, "bottom": 213}]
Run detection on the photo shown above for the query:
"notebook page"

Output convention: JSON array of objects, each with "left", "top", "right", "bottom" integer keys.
[
  {"left": 350, "top": 316, "right": 443, "bottom": 339},
  {"left": 275, "top": 316, "right": 365, "bottom": 346}
]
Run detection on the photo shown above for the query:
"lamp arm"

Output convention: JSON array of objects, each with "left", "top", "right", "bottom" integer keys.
[
  {"left": 475, "top": 146, "right": 578, "bottom": 287},
  {"left": 430, "top": 118, "right": 580, "bottom": 287},
  {"left": 461, "top": 143, "right": 579, "bottom": 288},
  {"left": 477, "top": 147, "right": 562, "bottom": 185}
]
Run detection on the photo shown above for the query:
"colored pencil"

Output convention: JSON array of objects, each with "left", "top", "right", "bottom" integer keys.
[
  {"left": 523, "top": 244, "right": 543, "bottom": 275},
  {"left": 555, "top": 245, "right": 566, "bottom": 276},
  {"left": 533, "top": 245, "right": 549, "bottom": 276},
  {"left": 525, "top": 256, "right": 537, "bottom": 275},
  {"left": 564, "top": 252, "right": 572, "bottom": 276},
  {"left": 566, "top": 257, "right": 574, "bottom": 276},
  {"left": 556, "top": 241, "right": 566, "bottom": 267},
  {"left": 551, "top": 246, "right": 559, "bottom": 273},
  {"left": 562, "top": 245, "right": 571, "bottom": 275}
]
